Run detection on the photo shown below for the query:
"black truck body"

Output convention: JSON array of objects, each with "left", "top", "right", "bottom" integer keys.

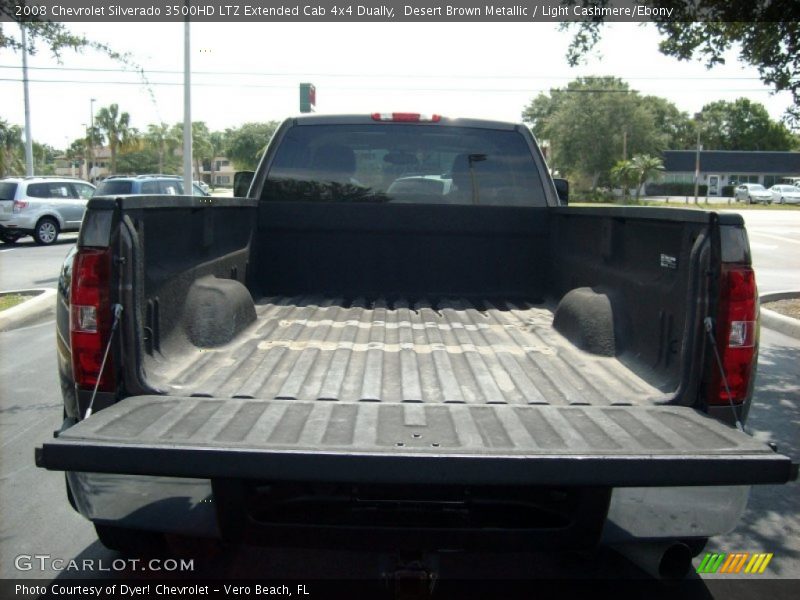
[{"left": 38, "top": 115, "right": 796, "bottom": 565}]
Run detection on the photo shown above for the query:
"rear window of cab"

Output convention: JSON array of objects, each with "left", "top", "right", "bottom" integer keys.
[{"left": 263, "top": 123, "right": 547, "bottom": 207}]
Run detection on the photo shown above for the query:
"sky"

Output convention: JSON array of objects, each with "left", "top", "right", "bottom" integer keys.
[{"left": 0, "top": 21, "right": 794, "bottom": 149}]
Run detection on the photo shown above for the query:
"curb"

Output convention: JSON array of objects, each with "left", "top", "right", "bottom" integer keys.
[
  {"left": 0, "top": 288, "right": 57, "bottom": 333},
  {"left": 760, "top": 290, "right": 800, "bottom": 340}
]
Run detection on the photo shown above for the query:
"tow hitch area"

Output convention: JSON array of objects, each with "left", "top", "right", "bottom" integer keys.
[{"left": 383, "top": 555, "right": 438, "bottom": 600}]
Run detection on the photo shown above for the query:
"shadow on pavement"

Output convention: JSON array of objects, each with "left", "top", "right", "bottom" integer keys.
[
  {"left": 703, "top": 334, "right": 800, "bottom": 578},
  {"left": 0, "top": 234, "right": 78, "bottom": 250}
]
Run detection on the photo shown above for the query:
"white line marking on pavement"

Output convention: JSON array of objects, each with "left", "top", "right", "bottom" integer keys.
[{"left": 748, "top": 231, "right": 800, "bottom": 245}]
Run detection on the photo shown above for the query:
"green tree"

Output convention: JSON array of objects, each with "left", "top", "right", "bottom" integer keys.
[
  {"left": 65, "top": 138, "right": 85, "bottom": 161},
  {"left": 522, "top": 77, "right": 664, "bottom": 190},
  {"left": 170, "top": 121, "right": 214, "bottom": 179},
  {"left": 0, "top": 119, "right": 23, "bottom": 177},
  {"left": 208, "top": 130, "right": 227, "bottom": 187},
  {"left": 1, "top": 6, "right": 127, "bottom": 60},
  {"left": 560, "top": 2, "right": 800, "bottom": 122},
  {"left": 640, "top": 95, "right": 695, "bottom": 150},
  {"left": 694, "top": 98, "right": 794, "bottom": 150},
  {"left": 191, "top": 122, "right": 213, "bottom": 180},
  {"left": 610, "top": 159, "right": 638, "bottom": 201},
  {"left": 32, "top": 141, "right": 56, "bottom": 174},
  {"left": 115, "top": 146, "right": 161, "bottom": 174},
  {"left": 144, "top": 123, "right": 181, "bottom": 174},
  {"left": 611, "top": 154, "right": 664, "bottom": 203},
  {"left": 225, "top": 122, "right": 280, "bottom": 170},
  {"left": 629, "top": 154, "right": 664, "bottom": 202},
  {"left": 94, "top": 103, "right": 136, "bottom": 174}
]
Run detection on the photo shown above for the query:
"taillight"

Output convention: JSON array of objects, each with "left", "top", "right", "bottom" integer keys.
[
  {"left": 709, "top": 264, "right": 757, "bottom": 405},
  {"left": 13, "top": 200, "right": 28, "bottom": 212},
  {"left": 371, "top": 113, "right": 442, "bottom": 123},
  {"left": 70, "top": 248, "right": 115, "bottom": 392}
]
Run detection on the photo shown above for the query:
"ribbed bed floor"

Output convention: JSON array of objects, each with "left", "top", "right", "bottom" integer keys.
[{"left": 160, "top": 297, "right": 664, "bottom": 406}]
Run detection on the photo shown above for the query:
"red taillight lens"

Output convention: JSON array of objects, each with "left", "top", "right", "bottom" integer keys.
[
  {"left": 371, "top": 113, "right": 442, "bottom": 123},
  {"left": 70, "top": 248, "right": 115, "bottom": 392},
  {"left": 13, "top": 200, "right": 28, "bottom": 212},
  {"left": 709, "top": 265, "right": 757, "bottom": 405}
]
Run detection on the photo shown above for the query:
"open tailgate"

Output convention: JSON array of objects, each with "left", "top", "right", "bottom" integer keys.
[{"left": 36, "top": 396, "right": 797, "bottom": 487}]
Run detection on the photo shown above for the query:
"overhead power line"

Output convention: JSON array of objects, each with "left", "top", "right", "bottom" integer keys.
[
  {"left": 0, "top": 64, "right": 784, "bottom": 82},
  {"left": 0, "top": 77, "right": 775, "bottom": 94}
]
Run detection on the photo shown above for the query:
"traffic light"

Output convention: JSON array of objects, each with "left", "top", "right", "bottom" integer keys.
[{"left": 300, "top": 83, "right": 316, "bottom": 113}]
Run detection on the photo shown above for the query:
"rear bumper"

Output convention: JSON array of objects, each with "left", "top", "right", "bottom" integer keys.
[
  {"left": 0, "top": 215, "right": 36, "bottom": 231},
  {"left": 65, "top": 471, "right": 749, "bottom": 548}
]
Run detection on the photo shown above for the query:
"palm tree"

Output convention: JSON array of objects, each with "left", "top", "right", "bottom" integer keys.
[
  {"left": 610, "top": 159, "right": 637, "bottom": 202},
  {"left": 191, "top": 122, "right": 213, "bottom": 182},
  {"left": 208, "top": 130, "right": 226, "bottom": 188},
  {"left": 0, "top": 119, "right": 24, "bottom": 177},
  {"left": 630, "top": 154, "right": 664, "bottom": 202},
  {"left": 170, "top": 121, "right": 213, "bottom": 181},
  {"left": 94, "top": 103, "right": 135, "bottom": 174},
  {"left": 145, "top": 123, "right": 180, "bottom": 174}
]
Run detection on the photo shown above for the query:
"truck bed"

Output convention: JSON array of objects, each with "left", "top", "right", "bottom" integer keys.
[{"left": 154, "top": 296, "right": 664, "bottom": 406}]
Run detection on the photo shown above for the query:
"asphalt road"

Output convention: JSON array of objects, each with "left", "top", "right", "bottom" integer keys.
[
  {"left": 0, "top": 233, "right": 78, "bottom": 291},
  {"left": 0, "top": 209, "right": 798, "bottom": 591},
  {"left": 726, "top": 211, "right": 800, "bottom": 294}
]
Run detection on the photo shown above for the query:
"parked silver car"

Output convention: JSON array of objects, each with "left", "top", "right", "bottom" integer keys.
[
  {"left": 734, "top": 183, "right": 772, "bottom": 205},
  {"left": 768, "top": 184, "right": 800, "bottom": 205},
  {"left": 0, "top": 176, "right": 95, "bottom": 245}
]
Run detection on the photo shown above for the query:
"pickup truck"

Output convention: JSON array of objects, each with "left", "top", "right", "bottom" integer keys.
[{"left": 37, "top": 114, "right": 797, "bottom": 579}]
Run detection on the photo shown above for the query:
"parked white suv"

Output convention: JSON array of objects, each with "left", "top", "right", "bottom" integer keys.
[{"left": 0, "top": 177, "right": 95, "bottom": 245}]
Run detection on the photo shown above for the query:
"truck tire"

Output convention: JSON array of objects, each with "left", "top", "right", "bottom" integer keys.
[
  {"left": 34, "top": 217, "right": 59, "bottom": 245},
  {"left": 94, "top": 524, "right": 167, "bottom": 557}
]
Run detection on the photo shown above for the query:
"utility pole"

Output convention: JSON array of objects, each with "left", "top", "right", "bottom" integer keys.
[
  {"left": 20, "top": 24, "right": 34, "bottom": 176},
  {"left": 693, "top": 113, "right": 702, "bottom": 205},
  {"left": 622, "top": 128, "right": 627, "bottom": 162},
  {"left": 182, "top": 11, "right": 193, "bottom": 194}
]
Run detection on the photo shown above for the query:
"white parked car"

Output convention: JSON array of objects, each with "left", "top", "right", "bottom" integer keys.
[
  {"left": 734, "top": 183, "right": 772, "bottom": 205},
  {"left": 768, "top": 184, "right": 800, "bottom": 205},
  {"left": 0, "top": 176, "right": 95, "bottom": 245}
]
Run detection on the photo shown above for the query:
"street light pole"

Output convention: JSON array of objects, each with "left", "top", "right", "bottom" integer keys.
[
  {"left": 89, "top": 98, "right": 96, "bottom": 182},
  {"left": 20, "top": 24, "right": 34, "bottom": 176},
  {"left": 182, "top": 12, "right": 193, "bottom": 194},
  {"left": 80, "top": 123, "right": 87, "bottom": 179}
]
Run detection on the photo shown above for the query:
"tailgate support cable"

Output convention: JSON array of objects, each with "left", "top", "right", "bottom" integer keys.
[
  {"left": 85, "top": 303, "right": 123, "bottom": 419},
  {"left": 703, "top": 316, "right": 745, "bottom": 432}
]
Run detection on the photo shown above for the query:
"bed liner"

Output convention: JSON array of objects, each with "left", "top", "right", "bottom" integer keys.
[{"left": 154, "top": 296, "right": 665, "bottom": 406}]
